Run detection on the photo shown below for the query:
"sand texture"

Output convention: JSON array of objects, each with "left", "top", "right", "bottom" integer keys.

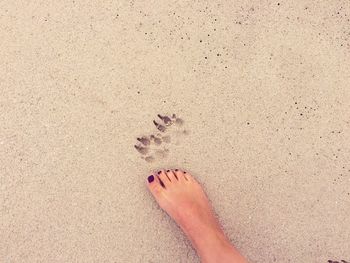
[{"left": 1, "top": 1, "right": 350, "bottom": 262}]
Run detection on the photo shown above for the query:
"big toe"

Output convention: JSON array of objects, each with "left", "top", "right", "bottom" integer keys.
[{"left": 147, "top": 174, "right": 164, "bottom": 198}]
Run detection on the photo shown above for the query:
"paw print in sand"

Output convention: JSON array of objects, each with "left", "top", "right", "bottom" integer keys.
[{"left": 134, "top": 114, "right": 189, "bottom": 162}]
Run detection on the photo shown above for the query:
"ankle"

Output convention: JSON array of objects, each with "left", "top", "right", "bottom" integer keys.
[
  {"left": 200, "top": 237, "right": 247, "bottom": 263},
  {"left": 181, "top": 220, "right": 227, "bottom": 254},
  {"left": 194, "top": 230, "right": 238, "bottom": 263},
  {"left": 181, "top": 222, "right": 247, "bottom": 263}
]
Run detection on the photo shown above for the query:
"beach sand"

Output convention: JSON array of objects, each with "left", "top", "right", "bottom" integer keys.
[{"left": 1, "top": 1, "right": 350, "bottom": 262}]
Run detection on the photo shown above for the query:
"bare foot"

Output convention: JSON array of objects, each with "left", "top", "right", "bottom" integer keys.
[{"left": 147, "top": 169, "right": 248, "bottom": 263}]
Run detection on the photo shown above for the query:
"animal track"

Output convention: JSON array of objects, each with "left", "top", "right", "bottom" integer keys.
[{"left": 134, "top": 113, "right": 188, "bottom": 162}]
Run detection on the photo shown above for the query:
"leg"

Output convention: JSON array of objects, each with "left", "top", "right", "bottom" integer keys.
[{"left": 147, "top": 169, "right": 248, "bottom": 263}]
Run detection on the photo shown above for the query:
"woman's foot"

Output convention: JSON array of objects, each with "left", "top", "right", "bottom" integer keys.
[{"left": 147, "top": 169, "right": 248, "bottom": 263}]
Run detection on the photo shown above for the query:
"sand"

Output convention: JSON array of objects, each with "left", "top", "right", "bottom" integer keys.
[{"left": 1, "top": 1, "right": 350, "bottom": 262}]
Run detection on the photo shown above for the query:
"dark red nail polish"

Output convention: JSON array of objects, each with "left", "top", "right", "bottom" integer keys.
[
  {"left": 148, "top": 175, "right": 154, "bottom": 183},
  {"left": 159, "top": 178, "right": 165, "bottom": 188},
  {"left": 157, "top": 171, "right": 161, "bottom": 174},
  {"left": 167, "top": 170, "right": 170, "bottom": 172},
  {"left": 175, "top": 169, "right": 178, "bottom": 171},
  {"left": 184, "top": 171, "right": 187, "bottom": 174}
]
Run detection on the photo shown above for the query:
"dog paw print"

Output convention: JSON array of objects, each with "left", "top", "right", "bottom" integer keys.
[{"left": 134, "top": 114, "right": 188, "bottom": 162}]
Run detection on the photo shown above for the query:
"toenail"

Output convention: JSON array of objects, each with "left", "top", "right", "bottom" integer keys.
[
  {"left": 175, "top": 169, "right": 178, "bottom": 171},
  {"left": 157, "top": 171, "right": 161, "bottom": 174},
  {"left": 184, "top": 171, "right": 187, "bottom": 174},
  {"left": 148, "top": 175, "right": 154, "bottom": 183},
  {"left": 167, "top": 170, "right": 170, "bottom": 172},
  {"left": 159, "top": 179, "right": 165, "bottom": 188}
]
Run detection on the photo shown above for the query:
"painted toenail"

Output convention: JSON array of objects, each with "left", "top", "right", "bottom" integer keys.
[
  {"left": 148, "top": 175, "right": 154, "bottom": 183},
  {"left": 159, "top": 179, "right": 165, "bottom": 188},
  {"left": 167, "top": 170, "right": 170, "bottom": 172},
  {"left": 175, "top": 169, "right": 178, "bottom": 171},
  {"left": 157, "top": 171, "right": 161, "bottom": 174},
  {"left": 184, "top": 171, "right": 187, "bottom": 174}
]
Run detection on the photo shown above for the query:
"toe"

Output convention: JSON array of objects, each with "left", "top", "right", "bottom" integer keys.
[
  {"left": 166, "top": 169, "right": 178, "bottom": 181},
  {"left": 174, "top": 169, "right": 187, "bottom": 182},
  {"left": 147, "top": 174, "right": 164, "bottom": 197},
  {"left": 182, "top": 171, "right": 196, "bottom": 182},
  {"left": 157, "top": 170, "right": 171, "bottom": 187}
]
